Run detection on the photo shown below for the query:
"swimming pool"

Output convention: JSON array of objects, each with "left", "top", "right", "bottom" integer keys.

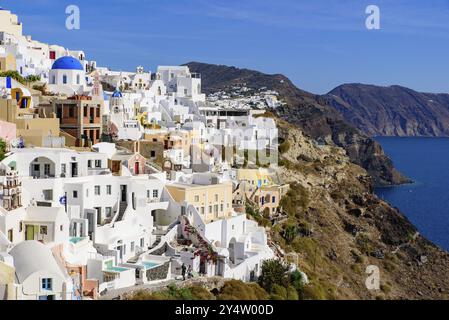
[
  {"left": 142, "top": 261, "right": 158, "bottom": 269},
  {"left": 69, "top": 237, "right": 86, "bottom": 244},
  {"left": 105, "top": 266, "right": 129, "bottom": 273}
]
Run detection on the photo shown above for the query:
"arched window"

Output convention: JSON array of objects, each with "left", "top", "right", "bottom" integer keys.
[
  {"left": 76, "top": 74, "right": 80, "bottom": 84},
  {"left": 63, "top": 74, "right": 67, "bottom": 84}
]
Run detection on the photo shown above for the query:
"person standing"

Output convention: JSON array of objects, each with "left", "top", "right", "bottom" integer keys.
[{"left": 181, "top": 263, "right": 187, "bottom": 281}]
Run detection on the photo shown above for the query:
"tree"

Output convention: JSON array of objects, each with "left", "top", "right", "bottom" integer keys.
[
  {"left": 25, "top": 74, "right": 41, "bottom": 82},
  {"left": 283, "top": 224, "right": 297, "bottom": 243},
  {"left": 258, "top": 259, "right": 290, "bottom": 293},
  {"left": 0, "top": 138, "right": 7, "bottom": 161},
  {"left": 290, "top": 270, "right": 305, "bottom": 294}
]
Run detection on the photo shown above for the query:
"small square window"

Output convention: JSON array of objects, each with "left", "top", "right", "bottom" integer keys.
[
  {"left": 41, "top": 278, "right": 52, "bottom": 291},
  {"left": 72, "top": 190, "right": 78, "bottom": 198},
  {"left": 40, "top": 226, "right": 48, "bottom": 235}
]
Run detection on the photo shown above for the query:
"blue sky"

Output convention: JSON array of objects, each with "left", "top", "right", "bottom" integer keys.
[{"left": 3, "top": 0, "right": 449, "bottom": 94}]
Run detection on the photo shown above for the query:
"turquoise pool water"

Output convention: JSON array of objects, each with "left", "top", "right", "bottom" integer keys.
[
  {"left": 69, "top": 237, "right": 85, "bottom": 244},
  {"left": 142, "top": 261, "right": 158, "bottom": 269},
  {"left": 106, "top": 266, "right": 129, "bottom": 273}
]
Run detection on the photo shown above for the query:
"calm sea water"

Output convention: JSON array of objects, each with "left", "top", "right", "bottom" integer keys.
[{"left": 374, "top": 137, "right": 449, "bottom": 252}]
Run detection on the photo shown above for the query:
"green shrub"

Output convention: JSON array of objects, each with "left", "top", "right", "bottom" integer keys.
[
  {"left": 278, "top": 141, "right": 291, "bottom": 154},
  {"left": 0, "top": 139, "right": 6, "bottom": 161},
  {"left": 258, "top": 259, "right": 290, "bottom": 293}
]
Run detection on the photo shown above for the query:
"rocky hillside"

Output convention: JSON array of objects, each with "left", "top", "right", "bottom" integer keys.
[
  {"left": 326, "top": 84, "right": 449, "bottom": 137},
  {"left": 185, "top": 62, "right": 410, "bottom": 186},
  {"left": 273, "top": 117, "right": 449, "bottom": 299}
]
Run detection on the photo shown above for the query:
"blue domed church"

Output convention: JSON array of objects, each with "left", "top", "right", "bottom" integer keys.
[{"left": 48, "top": 56, "right": 86, "bottom": 94}]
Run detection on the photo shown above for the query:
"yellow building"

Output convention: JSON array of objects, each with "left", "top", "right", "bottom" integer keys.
[
  {"left": 0, "top": 98, "right": 60, "bottom": 147},
  {"left": 0, "top": 260, "right": 16, "bottom": 300},
  {"left": 0, "top": 9, "right": 23, "bottom": 39},
  {"left": 166, "top": 181, "right": 233, "bottom": 223},
  {"left": 0, "top": 54, "right": 17, "bottom": 72},
  {"left": 236, "top": 168, "right": 274, "bottom": 188}
]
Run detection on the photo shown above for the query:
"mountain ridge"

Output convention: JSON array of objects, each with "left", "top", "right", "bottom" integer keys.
[{"left": 325, "top": 83, "right": 449, "bottom": 137}]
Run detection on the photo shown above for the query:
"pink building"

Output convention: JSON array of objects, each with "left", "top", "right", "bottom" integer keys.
[{"left": 0, "top": 120, "right": 16, "bottom": 143}]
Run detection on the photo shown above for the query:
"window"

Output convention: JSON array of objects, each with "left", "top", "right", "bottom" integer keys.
[
  {"left": 201, "top": 207, "right": 205, "bottom": 215},
  {"left": 63, "top": 75, "right": 67, "bottom": 84},
  {"left": 220, "top": 204, "right": 224, "bottom": 212},
  {"left": 106, "top": 185, "right": 112, "bottom": 195},
  {"left": 60, "top": 225, "right": 63, "bottom": 231},
  {"left": 140, "top": 238, "right": 144, "bottom": 247},
  {"left": 95, "top": 160, "right": 101, "bottom": 168},
  {"left": 76, "top": 74, "right": 80, "bottom": 84},
  {"left": 96, "top": 107, "right": 100, "bottom": 118},
  {"left": 105, "top": 207, "right": 112, "bottom": 217},
  {"left": 153, "top": 190, "right": 158, "bottom": 198},
  {"left": 181, "top": 206, "right": 186, "bottom": 215},
  {"left": 194, "top": 195, "right": 200, "bottom": 202},
  {"left": 215, "top": 194, "right": 218, "bottom": 202},
  {"left": 43, "top": 190, "right": 53, "bottom": 201},
  {"left": 61, "top": 164, "right": 66, "bottom": 175},
  {"left": 272, "top": 196, "right": 276, "bottom": 203},
  {"left": 72, "top": 190, "right": 78, "bottom": 198},
  {"left": 40, "top": 226, "right": 48, "bottom": 235},
  {"left": 209, "top": 206, "right": 212, "bottom": 214},
  {"left": 86, "top": 189, "right": 89, "bottom": 197},
  {"left": 69, "top": 106, "right": 75, "bottom": 118},
  {"left": 214, "top": 205, "right": 219, "bottom": 216},
  {"left": 131, "top": 241, "right": 135, "bottom": 252},
  {"left": 41, "top": 278, "right": 52, "bottom": 291},
  {"left": 147, "top": 190, "right": 150, "bottom": 198},
  {"left": 7, "top": 229, "right": 13, "bottom": 242},
  {"left": 88, "top": 160, "right": 92, "bottom": 168},
  {"left": 94, "top": 186, "right": 100, "bottom": 195},
  {"left": 44, "top": 164, "right": 51, "bottom": 176}
]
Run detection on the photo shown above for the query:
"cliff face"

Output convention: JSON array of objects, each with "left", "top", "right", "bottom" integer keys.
[
  {"left": 326, "top": 84, "right": 449, "bottom": 137},
  {"left": 273, "top": 118, "right": 449, "bottom": 299},
  {"left": 185, "top": 62, "right": 410, "bottom": 186}
]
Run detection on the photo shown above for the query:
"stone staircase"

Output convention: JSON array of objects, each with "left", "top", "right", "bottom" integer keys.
[{"left": 116, "top": 202, "right": 127, "bottom": 222}]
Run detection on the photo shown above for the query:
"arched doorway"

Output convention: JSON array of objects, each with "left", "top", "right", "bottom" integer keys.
[{"left": 30, "top": 157, "right": 56, "bottom": 178}]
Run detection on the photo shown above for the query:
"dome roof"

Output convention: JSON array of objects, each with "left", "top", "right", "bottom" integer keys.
[
  {"left": 112, "top": 89, "right": 122, "bottom": 98},
  {"left": 51, "top": 56, "right": 84, "bottom": 71}
]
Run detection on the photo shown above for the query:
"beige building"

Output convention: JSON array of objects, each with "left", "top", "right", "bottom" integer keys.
[
  {"left": 0, "top": 54, "right": 16, "bottom": 72},
  {"left": 166, "top": 181, "right": 233, "bottom": 223},
  {"left": 0, "top": 9, "right": 23, "bottom": 39},
  {"left": 0, "top": 98, "right": 61, "bottom": 147}
]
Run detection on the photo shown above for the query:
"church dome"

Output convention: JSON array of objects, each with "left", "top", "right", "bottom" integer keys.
[
  {"left": 51, "top": 56, "right": 84, "bottom": 71},
  {"left": 112, "top": 89, "right": 123, "bottom": 98}
]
